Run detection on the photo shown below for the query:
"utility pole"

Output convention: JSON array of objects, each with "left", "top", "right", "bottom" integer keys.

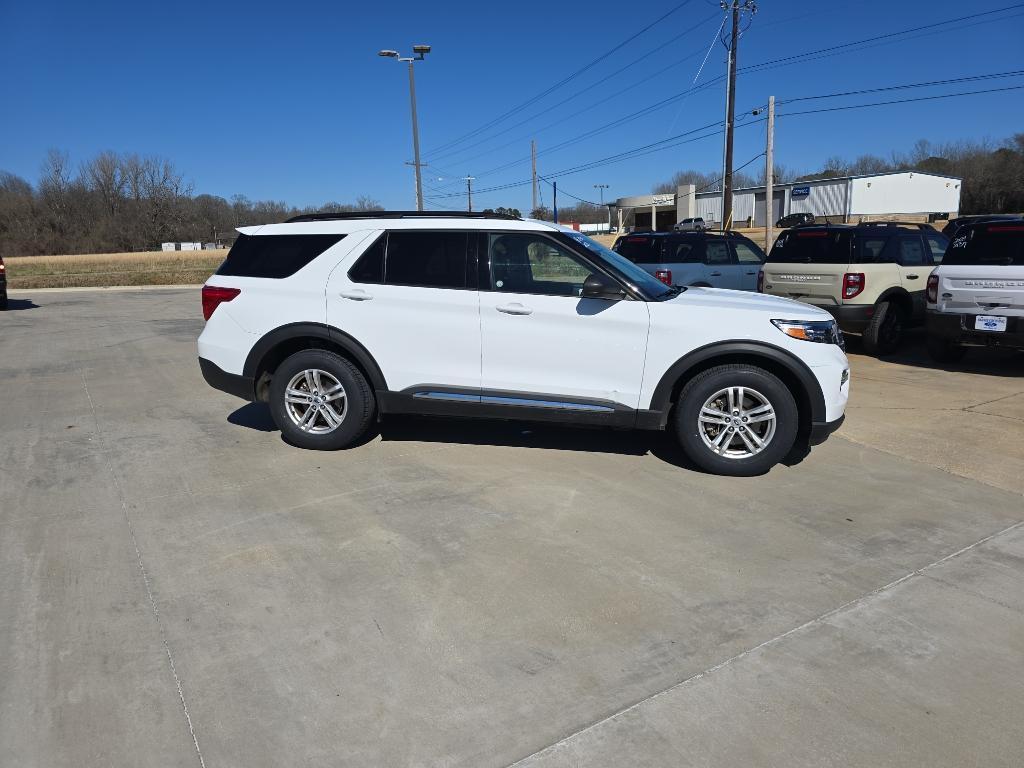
[
  {"left": 720, "top": 1, "right": 756, "bottom": 231},
  {"left": 531, "top": 140, "right": 538, "bottom": 213},
  {"left": 464, "top": 176, "right": 475, "bottom": 212},
  {"left": 553, "top": 181, "right": 558, "bottom": 224},
  {"left": 764, "top": 95, "right": 775, "bottom": 253},
  {"left": 594, "top": 184, "right": 610, "bottom": 232}
]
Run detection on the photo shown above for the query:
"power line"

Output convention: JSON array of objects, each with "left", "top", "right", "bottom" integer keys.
[
  {"left": 424, "top": 10, "right": 723, "bottom": 165},
  {"left": 776, "top": 69, "right": 1024, "bottom": 105},
  {"left": 422, "top": 0, "right": 698, "bottom": 157},
  {"left": 777, "top": 83, "right": 1024, "bottom": 118}
]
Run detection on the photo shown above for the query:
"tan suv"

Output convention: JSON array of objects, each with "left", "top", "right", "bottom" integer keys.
[{"left": 758, "top": 223, "right": 948, "bottom": 354}]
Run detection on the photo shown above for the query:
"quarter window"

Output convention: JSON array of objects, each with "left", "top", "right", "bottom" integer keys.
[
  {"left": 347, "top": 234, "right": 385, "bottom": 283},
  {"left": 488, "top": 233, "right": 593, "bottom": 296},
  {"left": 217, "top": 233, "right": 345, "bottom": 279}
]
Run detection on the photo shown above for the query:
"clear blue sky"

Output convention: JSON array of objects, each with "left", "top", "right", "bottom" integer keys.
[{"left": 1, "top": 0, "right": 1022, "bottom": 211}]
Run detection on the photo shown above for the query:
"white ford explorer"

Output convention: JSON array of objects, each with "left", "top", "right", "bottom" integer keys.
[{"left": 198, "top": 211, "right": 849, "bottom": 476}]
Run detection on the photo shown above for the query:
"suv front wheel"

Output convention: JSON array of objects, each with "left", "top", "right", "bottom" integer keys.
[
  {"left": 673, "top": 364, "right": 798, "bottom": 476},
  {"left": 268, "top": 349, "right": 375, "bottom": 450}
]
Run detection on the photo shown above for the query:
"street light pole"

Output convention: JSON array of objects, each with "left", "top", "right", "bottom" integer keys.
[{"left": 379, "top": 45, "right": 431, "bottom": 211}]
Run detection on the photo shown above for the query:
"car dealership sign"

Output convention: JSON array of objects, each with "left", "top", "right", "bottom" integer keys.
[{"left": 791, "top": 186, "right": 810, "bottom": 198}]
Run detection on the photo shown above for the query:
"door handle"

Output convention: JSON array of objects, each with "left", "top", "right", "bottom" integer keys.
[
  {"left": 905, "top": 275, "right": 919, "bottom": 280},
  {"left": 496, "top": 303, "right": 533, "bottom": 315},
  {"left": 339, "top": 289, "right": 373, "bottom": 301},
  {"left": 709, "top": 271, "right": 722, "bottom": 277},
  {"left": 745, "top": 271, "right": 757, "bottom": 275}
]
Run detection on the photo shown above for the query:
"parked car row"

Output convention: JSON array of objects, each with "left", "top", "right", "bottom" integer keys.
[{"left": 613, "top": 218, "right": 1023, "bottom": 360}]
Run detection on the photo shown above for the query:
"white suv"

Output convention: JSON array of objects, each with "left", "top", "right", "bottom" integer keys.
[
  {"left": 926, "top": 218, "right": 1024, "bottom": 361},
  {"left": 198, "top": 212, "right": 849, "bottom": 476}
]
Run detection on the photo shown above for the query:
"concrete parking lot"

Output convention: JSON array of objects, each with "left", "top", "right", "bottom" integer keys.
[{"left": 2, "top": 287, "right": 1022, "bottom": 767}]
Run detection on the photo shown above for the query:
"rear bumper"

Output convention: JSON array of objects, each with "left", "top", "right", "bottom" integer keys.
[
  {"left": 817, "top": 303, "right": 873, "bottom": 333},
  {"left": 927, "top": 311, "right": 1024, "bottom": 348},
  {"left": 809, "top": 414, "right": 845, "bottom": 446},
  {"left": 199, "top": 357, "right": 255, "bottom": 401}
]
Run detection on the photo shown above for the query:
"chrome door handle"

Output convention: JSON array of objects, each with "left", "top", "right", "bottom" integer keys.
[
  {"left": 340, "top": 290, "right": 373, "bottom": 301},
  {"left": 496, "top": 303, "right": 533, "bottom": 315}
]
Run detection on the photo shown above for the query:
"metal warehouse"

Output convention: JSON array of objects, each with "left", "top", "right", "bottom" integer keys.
[{"left": 613, "top": 171, "right": 962, "bottom": 231}]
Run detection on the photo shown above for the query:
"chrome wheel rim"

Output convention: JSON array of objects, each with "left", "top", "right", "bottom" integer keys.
[
  {"left": 698, "top": 386, "right": 776, "bottom": 460},
  {"left": 284, "top": 369, "right": 347, "bottom": 434}
]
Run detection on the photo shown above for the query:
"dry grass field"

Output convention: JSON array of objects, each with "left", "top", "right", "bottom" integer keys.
[{"left": 5, "top": 250, "right": 226, "bottom": 289}]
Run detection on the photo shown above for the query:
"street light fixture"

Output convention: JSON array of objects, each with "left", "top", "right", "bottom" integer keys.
[{"left": 379, "top": 45, "right": 431, "bottom": 210}]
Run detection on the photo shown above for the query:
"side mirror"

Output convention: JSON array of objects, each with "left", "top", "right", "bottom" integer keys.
[{"left": 581, "top": 273, "right": 626, "bottom": 301}]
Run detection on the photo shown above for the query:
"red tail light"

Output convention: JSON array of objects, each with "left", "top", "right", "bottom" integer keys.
[
  {"left": 926, "top": 274, "right": 939, "bottom": 304},
  {"left": 756, "top": 269, "right": 764, "bottom": 293},
  {"left": 654, "top": 269, "right": 673, "bottom": 286},
  {"left": 202, "top": 285, "right": 240, "bottom": 320},
  {"left": 842, "top": 272, "right": 865, "bottom": 300},
  {"left": 0, "top": 256, "right": 5, "bottom": 273}
]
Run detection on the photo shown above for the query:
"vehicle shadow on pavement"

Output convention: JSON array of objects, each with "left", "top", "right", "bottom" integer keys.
[
  {"left": 845, "top": 329, "right": 1024, "bottom": 377},
  {"left": 3, "top": 299, "right": 41, "bottom": 311},
  {"left": 228, "top": 406, "right": 811, "bottom": 474}
]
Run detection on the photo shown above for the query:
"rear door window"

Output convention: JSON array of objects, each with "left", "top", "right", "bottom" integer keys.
[
  {"left": 384, "top": 231, "right": 470, "bottom": 289},
  {"left": 768, "top": 230, "right": 852, "bottom": 264},
  {"left": 614, "top": 235, "right": 663, "bottom": 264},
  {"left": 217, "top": 233, "right": 345, "bottom": 278}
]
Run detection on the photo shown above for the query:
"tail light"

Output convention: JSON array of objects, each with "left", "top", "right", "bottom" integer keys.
[
  {"left": 842, "top": 272, "right": 865, "bottom": 300},
  {"left": 926, "top": 274, "right": 939, "bottom": 304},
  {"left": 654, "top": 269, "right": 673, "bottom": 286},
  {"left": 202, "top": 285, "right": 240, "bottom": 320},
  {"left": 0, "top": 256, "right": 5, "bottom": 273},
  {"left": 756, "top": 269, "right": 764, "bottom": 292}
]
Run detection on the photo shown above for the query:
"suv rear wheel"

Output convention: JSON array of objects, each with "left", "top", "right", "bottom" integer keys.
[
  {"left": 862, "top": 300, "right": 905, "bottom": 355},
  {"left": 673, "top": 364, "right": 798, "bottom": 476},
  {"left": 268, "top": 349, "right": 375, "bottom": 450}
]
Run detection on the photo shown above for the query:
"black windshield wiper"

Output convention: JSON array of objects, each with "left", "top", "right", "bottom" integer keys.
[{"left": 657, "top": 286, "right": 684, "bottom": 299}]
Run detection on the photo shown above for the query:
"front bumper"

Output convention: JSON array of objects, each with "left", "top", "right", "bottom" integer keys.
[
  {"left": 199, "top": 357, "right": 255, "bottom": 401},
  {"left": 927, "top": 311, "right": 1024, "bottom": 349}
]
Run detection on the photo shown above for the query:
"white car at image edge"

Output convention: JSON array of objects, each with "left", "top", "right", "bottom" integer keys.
[{"left": 198, "top": 211, "right": 849, "bottom": 476}]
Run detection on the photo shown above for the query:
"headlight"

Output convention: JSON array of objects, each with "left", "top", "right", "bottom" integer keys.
[{"left": 771, "top": 319, "right": 844, "bottom": 348}]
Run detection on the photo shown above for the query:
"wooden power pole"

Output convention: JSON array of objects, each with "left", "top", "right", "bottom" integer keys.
[
  {"left": 531, "top": 140, "right": 538, "bottom": 213},
  {"left": 765, "top": 95, "right": 775, "bottom": 252},
  {"left": 721, "top": 1, "right": 756, "bottom": 230}
]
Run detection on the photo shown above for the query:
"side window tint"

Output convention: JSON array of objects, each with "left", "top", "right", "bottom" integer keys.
[
  {"left": 217, "top": 233, "right": 345, "bottom": 279},
  {"left": 347, "top": 234, "right": 385, "bottom": 283},
  {"left": 489, "top": 233, "right": 593, "bottom": 297},
  {"left": 925, "top": 233, "right": 948, "bottom": 264},
  {"left": 705, "top": 241, "right": 731, "bottom": 265},
  {"left": 860, "top": 237, "right": 888, "bottom": 263},
  {"left": 734, "top": 241, "right": 765, "bottom": 264},
  {"left": 385, "top": 231, "right": 468, "bottom": 289},
  {"left": 671, "top": 240, "right": 702, "bottom": 263},
  {"left": 899, "top": 236, "right": 927, "bottom": 266}
]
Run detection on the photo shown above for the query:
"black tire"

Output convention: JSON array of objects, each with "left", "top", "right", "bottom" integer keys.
[
  {"left": 672, "top": 364, "right": 798, "bottom": 477},
  {"left": 927, "top": 335, "right": 967, "bottom": 363},
  {"left": 862, "top": 300, "right": 905, "bottom": 356},
  {"left": 268, "top": 349, "right": 375, "bottom": 450}
]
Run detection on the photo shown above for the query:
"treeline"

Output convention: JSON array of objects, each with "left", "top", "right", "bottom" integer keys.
[
  {"left": 0, "top": 149, "right": 383, "bottom": 258},
  {"left": 652, "top": 133, "right": 1024, "bottom": 215}
]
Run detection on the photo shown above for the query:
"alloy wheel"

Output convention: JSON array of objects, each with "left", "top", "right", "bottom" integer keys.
[
  {"left": 283, "top": 369, "right": 347, "bottom": 434},
  {"left": 697, "top": 386, "right": 777, "bottom": 459}
]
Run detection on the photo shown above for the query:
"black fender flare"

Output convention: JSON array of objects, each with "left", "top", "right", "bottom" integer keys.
[
  {"left": 876, "top": 286, "right": 913, "bottom": 308},
  {"left": 649, "top": 340, "right": 827, "bottom": 424},
  {"left": 243, "top": 322, "right": 388, "bottom": 392}
]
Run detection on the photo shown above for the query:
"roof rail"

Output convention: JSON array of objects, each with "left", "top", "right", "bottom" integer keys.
[
  {"left": 285, "top": 210, "right": 520, "bottom": 223},
  {"left": 859, "top": 221, "right": 934, "bottom": 230}
]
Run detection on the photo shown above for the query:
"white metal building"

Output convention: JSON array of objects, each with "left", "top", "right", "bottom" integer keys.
[{"left": 614, "top": 171, "right": 962, "bottom": 231}]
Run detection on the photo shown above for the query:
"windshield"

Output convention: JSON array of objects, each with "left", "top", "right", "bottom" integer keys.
[{"left": 560, "top": 231, "right": 676, "bottom": 299}]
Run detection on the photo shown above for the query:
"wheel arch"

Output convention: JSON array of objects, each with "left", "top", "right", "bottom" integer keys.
[
  {"left": 243, "top": 323, "right": 387, "bottom": 402},
  {"left": 649, "top": 341, "right": 826, "bottom": 435},
  {"left": 876, "top": 286, "right": 913, "bottom": 314}
]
